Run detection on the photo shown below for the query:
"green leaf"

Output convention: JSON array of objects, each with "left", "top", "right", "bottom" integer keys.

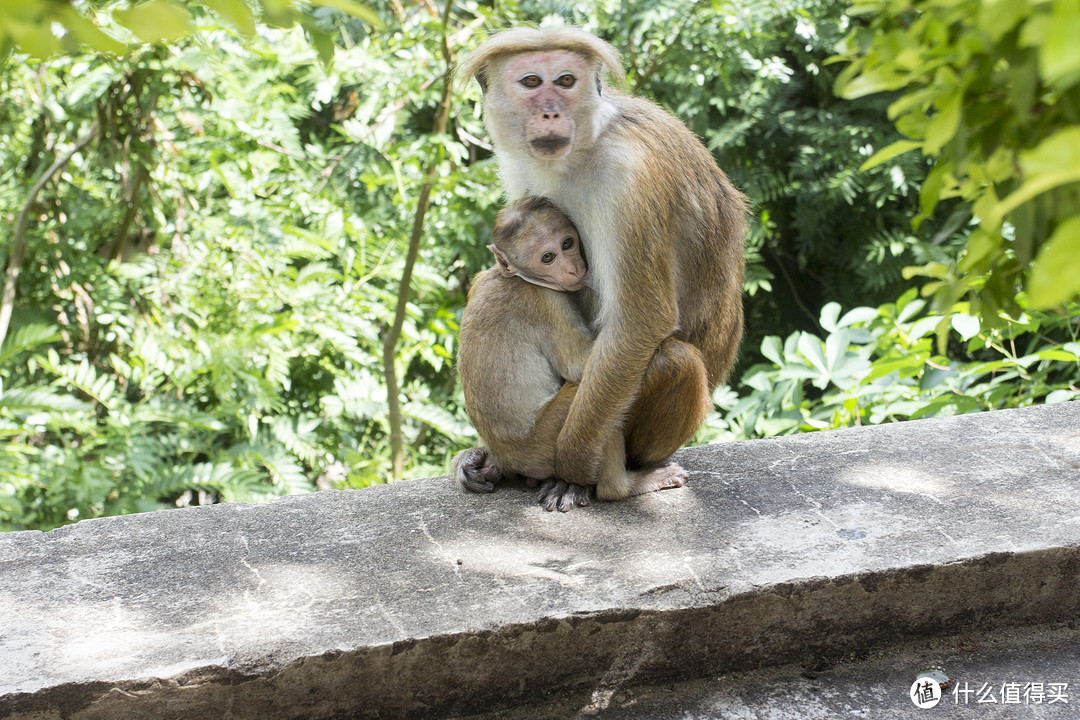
[
  {"left": 5, "top": 18, "right": 61, "bottom": 57},
  {"left": 824, "top": 329, "right": 850, "bottom": 373},
  {"left": 1036, "top": 349, "right": 1080, "bottom": 362},
  {"left": 903, "top": 262, "right": 951, "bottom": 281},
  {"left": 0, "top": 387, "right": 91, "bottom": 413},
  {"left": 924, "top": 90, "right": 961, "bottom": 155},
  {"left": 865, "top": 357, "right": 924, "bottom": 382},
  {"left": 951, "top": 313, "right": 980, "bottom": 341},
  {"left": 915, "top": 161, "right": 952, "bottom": 228},
  {"left": 59, "top": 7, "right": 128, "bottom": 54},
  {"left": 837, "top": 67, "right": 905, "bottom": 99},
  {"left": 306, "top": 24, "right": 334, "bottom": 65},
  {"left": 819, "top": 302, "right": 842, "bottom": 332},
  {"left": 1035, "top": 0, "right": 1080, "bottom": 88},
  {"left": 200, "top": 0, "right": 256, "bottom": 36},
  {"left": 0, "top": 323, "right": 60, "bottom": 364},
  {"left": 1047, "top": 389, "right": 1078, "bottom": 403},
  {"left": 114, "top": 1, "right": 192, "bottom": 43},
  {"left": 990, "top": 128, "right": 1080, "bottom": 226},
  {"left": 760, "top": 336, "right": 784, "bottom": 367},
  {"left": 838, "top": 307, "right": 880, "bottom": 327},
  {"left": 309, "top": 0, "right": 382, "bottom": 27},
  {"left": 403, "top": 401, "right": 475, "bottom": 442},
  {"left": 860, "top": 140, "right": 922, "bottom": 171},
  {"left": 979, "top": 0, "right": 1030, "bottom": 41},
  {"left": 1026, "top": 216, "right": 1080, "bottom": 308},
  {"left": 958, "top": 229, "right": 1001, "bottom": 273},
  {"left": 797, "top": 333, "right": 830, "bottom": 388}
]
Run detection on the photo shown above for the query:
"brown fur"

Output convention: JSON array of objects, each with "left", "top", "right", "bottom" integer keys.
[
  {"left": 455, "top": 27, "right": 746, "bottom": 498},
  {"left": 455, "top": 198, "right": 691, "bottom": 506},
  {"left": 457, "top": 262, "right": 593, "bottom": 480}
]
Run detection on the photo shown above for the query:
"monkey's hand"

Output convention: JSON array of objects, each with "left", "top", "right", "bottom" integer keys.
[
  {"left": 537, "top": 479, "right": 592, "bottom": 512},
  {"left": 451, "top": 447, "right": 502, "bottom": 493},
  {"left": 554, "top": 334, "right": 667, "bottom": 485}
]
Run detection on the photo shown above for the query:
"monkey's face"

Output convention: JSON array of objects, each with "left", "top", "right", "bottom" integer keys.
[
  {"left": 520, "top": 222, "right": 588, "bottom": 292},
  {"left": 492, "top": 219, "right": 588, "bottom": 292},
  {"left": 496, "top": 52, "right": 591, "bottom": 160}
]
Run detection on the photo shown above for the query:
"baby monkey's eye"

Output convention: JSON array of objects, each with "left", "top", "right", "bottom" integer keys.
[
  {"left": 520, "top": 74, "right": 542, "bottom": 88},
  {"left": 554, "top": 73, "right": 576, "bottom": 88},
  {"left": 562, "top": 236, "right": 575, "bottom": 250},
  {"left": 541, "top": 252, "right": 556, "bottom": 264}
]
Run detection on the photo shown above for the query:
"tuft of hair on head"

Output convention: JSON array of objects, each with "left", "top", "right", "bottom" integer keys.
[
  {"left": 492, "top": 196, "right": 562, "bottom": 247},
  {"left": 453, "top": 26, "right": 626, "bottom": 93}
]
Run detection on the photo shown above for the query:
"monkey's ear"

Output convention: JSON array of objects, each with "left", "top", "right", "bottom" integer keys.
[
  {"left": 488, "top": 244, "right": 518, "bottom": 277},
  {"left": 596, "top": 72, "right": 602, "bottom": 96},
  {"left": 475, "top": 67, "right": 489, "bottom": 94}
]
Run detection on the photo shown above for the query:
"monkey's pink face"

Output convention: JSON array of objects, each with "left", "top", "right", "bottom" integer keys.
[
  {"left": 500, "top": 52, "right": 590, "bottom": 160},
  {"left": 528, "top": 225, "right": 588, "bottom": 291}
]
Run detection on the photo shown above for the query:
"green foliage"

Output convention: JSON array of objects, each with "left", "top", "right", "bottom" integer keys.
[
  {"left": 0, "top": 7, "right": 484, "bottom": 530},
  {"left": 834, "top": 0, "right": 1080, "bottom": 318},
  {"left": 700, "top": 293, "right": 1079, "bottom": 442},
  {"left": 2, "top": 0, "right": 1071, "bottom": 532},
  {"left": 0, "top": 0, "right": 380, "bottom": 60}
]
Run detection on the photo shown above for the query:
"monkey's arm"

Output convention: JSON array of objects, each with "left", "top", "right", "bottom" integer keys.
[
  {"left": 554, "top": 259, "right": 677, "bottom": 485},
  {"left": 540, "top": 291, "right": 595, "bottom": 385},
  {"left": 550, "top": 330, "right": 593, "bottom": 385}
]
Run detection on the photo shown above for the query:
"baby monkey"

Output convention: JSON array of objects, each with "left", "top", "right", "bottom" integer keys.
[{"left": 454, "top": 196, "right": 687, "bottom": 511}]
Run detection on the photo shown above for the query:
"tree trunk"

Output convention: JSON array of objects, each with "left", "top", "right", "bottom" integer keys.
[{"left": 381, "top": 0, "right": 455, "bottom": 481}]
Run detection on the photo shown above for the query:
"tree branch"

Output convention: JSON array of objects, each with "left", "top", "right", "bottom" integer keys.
[
  {"left": 381, "top": 0, "right": 455, "bottom": 481},
  {"left": 0, "top": 121, "right": 100, "bottom": 348}
]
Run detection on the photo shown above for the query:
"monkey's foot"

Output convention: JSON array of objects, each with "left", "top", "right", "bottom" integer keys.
[
  {"left": 537, "top": 479, "right": 592, "bottom": 512},
  {"left": 453, "top": 447, "right": 502, "bottom": 493},
  {"left": 629, "top": 462, "right": 688, "bottom": 497}
]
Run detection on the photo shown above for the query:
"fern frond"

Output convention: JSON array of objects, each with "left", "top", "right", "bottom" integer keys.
[
  {"left": 403, "top": 400, "right": 476, "bottom": 443},
  {"left": 39, "top": 351, "right": 117, "bottom": 410},
  {"left": 0, "top": 386, "right": 92, "bottom": 414},
  {"left": 0, "top": 323, "right": 61, "bottom": 365}
]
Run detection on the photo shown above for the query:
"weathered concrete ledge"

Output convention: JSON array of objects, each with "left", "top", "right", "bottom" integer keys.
[{"left": 1, "top": 403, "right": 1079, "bottom": 719}]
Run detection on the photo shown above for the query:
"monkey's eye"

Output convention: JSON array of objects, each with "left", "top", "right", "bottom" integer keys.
[
  {"left": 541, "top": 252, "right": 556, "bottom": 264},
  {"left": 562, "top": 236, "right": 575, "bottom": 250},
  {"left": 554, "top": 73, "right": 576, "bottom": 88},
  {"left": 519, "top": 74, "right": 542, "bottom": 88}
]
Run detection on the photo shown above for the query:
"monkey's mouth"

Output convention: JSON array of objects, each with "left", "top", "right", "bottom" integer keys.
[{"left": 530, "top": 135, "right": 571, "bottom": 156}]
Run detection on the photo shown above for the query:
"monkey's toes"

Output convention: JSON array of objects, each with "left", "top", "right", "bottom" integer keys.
[
  {"left": 455, "top": 448, "right": 501, "bottom": 493},
  {"left": 633, "top": 462, "right": 689, "bottom": 495},
  {"left": 460, "top": 471, "right": 496, "bottom": 493},
  {"left": 537, "top": 479, "right": 591, "bottom": 512}
]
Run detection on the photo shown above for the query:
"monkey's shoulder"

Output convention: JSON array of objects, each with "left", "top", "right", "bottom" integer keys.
[
  {"left": 464, "top": 268, "right": 580, "bottom": 329},
  {"left": 599, "top": 94, "right": 737, "bottom": 209},
  {"left": 607, "top": 93, "right": 692, "bottom": 137}
]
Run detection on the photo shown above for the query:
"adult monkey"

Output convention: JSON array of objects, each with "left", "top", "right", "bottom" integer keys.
[{"left": 455, "top": 26, "right": 747, "bottom": 507}]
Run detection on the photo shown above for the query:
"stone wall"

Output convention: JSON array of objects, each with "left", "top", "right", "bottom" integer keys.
[{"left": 2, "top": 403, "right": 1079, "bottom": 719}]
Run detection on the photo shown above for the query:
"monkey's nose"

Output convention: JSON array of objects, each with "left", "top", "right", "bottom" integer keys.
[{"left": 543, "top": 111, "right": 560, "bottom": 120}]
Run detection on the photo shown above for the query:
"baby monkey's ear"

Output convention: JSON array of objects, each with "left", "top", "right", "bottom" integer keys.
[{"left": 488, "top": 244, "right": 519, "bottom": 278}]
